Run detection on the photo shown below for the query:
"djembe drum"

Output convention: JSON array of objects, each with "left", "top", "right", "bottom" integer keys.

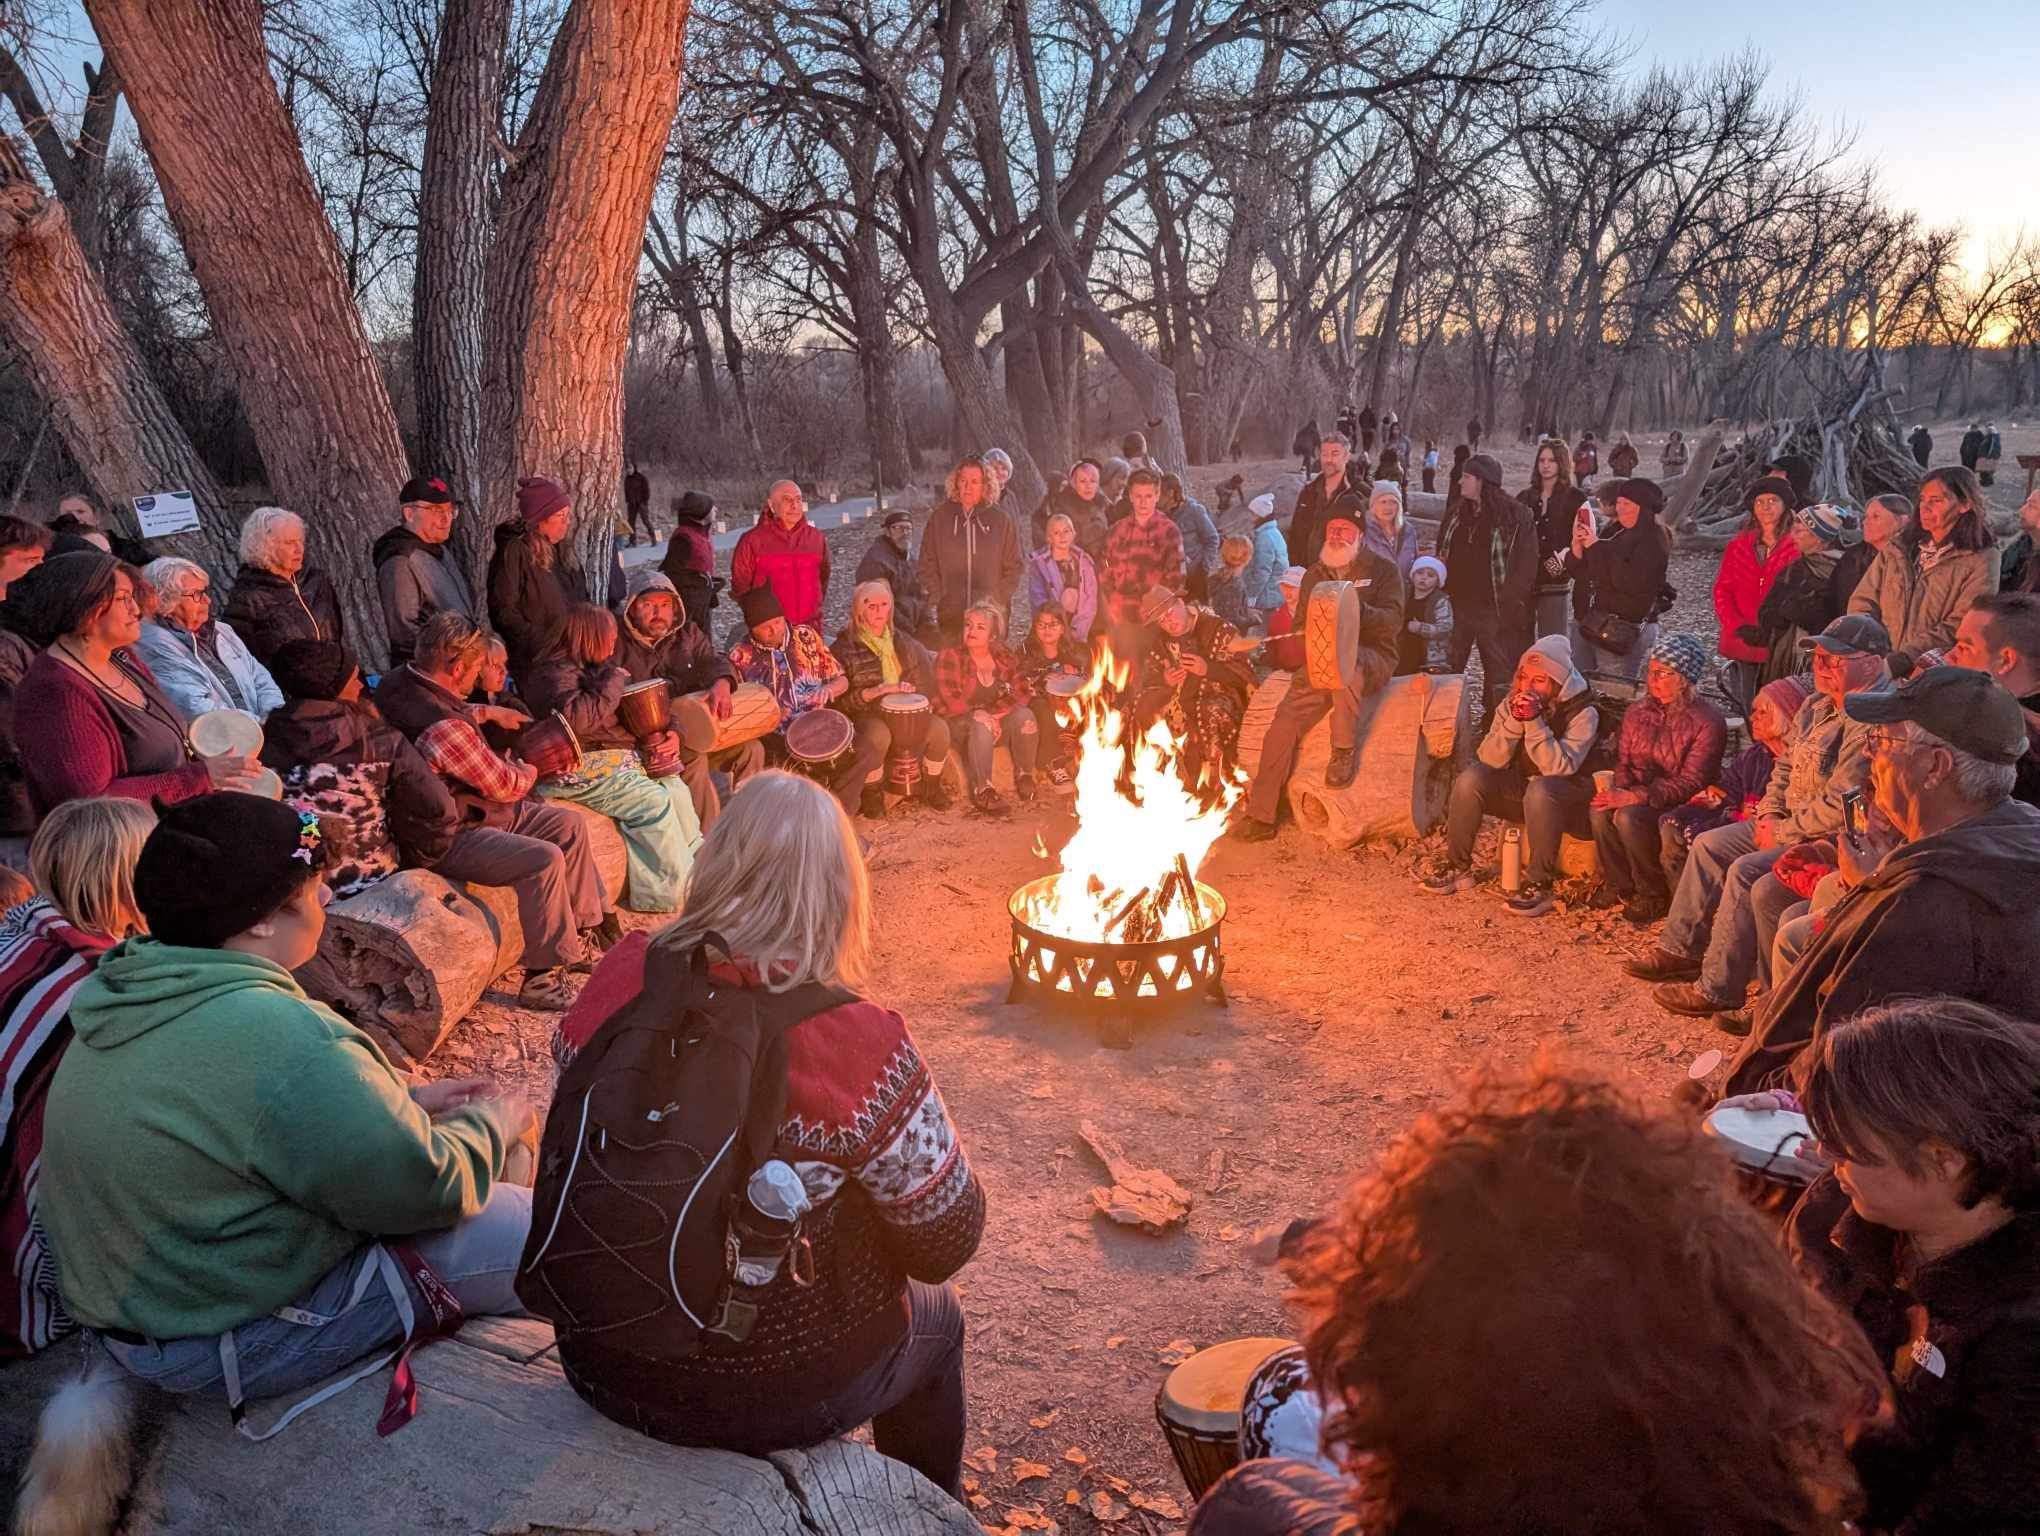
[
  {"left": 878, "top": 691, "right": 932, "bottom": 794},
  {"left": 785, "top": 707, "right": 854, "bottom": 781},
  {"left": 616, "top": 678, "right": 682, "bottom": 776},
  {"left": 517, "top": 711, "right": 583, "bottom": 779},
  {"left": 1154, "top": 1337, "right": 1298, "bottom": 1500},
  {"left": 676, "top": 681, "right": 780, "bottom": 757},
  {"left": 1304, "top": 579, "right": 1360, "bottom": 691}
]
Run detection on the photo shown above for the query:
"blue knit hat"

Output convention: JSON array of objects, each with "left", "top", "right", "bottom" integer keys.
[
  {"left": 1794, "top": 502, "right": 1854, "bottom": 545},
  {"left": 1648, "top": 631, "right": 1709, "bottom": 685}
]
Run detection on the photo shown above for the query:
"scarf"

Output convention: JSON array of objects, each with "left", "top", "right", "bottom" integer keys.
[
  {"left": 858, "top": 624, "right": 902, "bottom": 685},
  {"left": 1917, "top": 537, "right": 1956, "bottom": 573}
]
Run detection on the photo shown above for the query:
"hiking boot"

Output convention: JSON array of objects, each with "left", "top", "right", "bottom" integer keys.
[
  {"left": 1506, "top": 882, "right": 1556, "bottom": 917},
  {"left": 1713, "top": 1007, "right": 1753, "bottom": 1038},
  {"left": 1015, "top": 771, "right": 1038, "bottom": 803},
  {"left": 1622, "top": 893, "right": 1669, "bottom": 926},
  {"left": 859, "top": 783, "right": 889, "bottom": 819},
  {"left": 1232, "top": 817, "right": 1278, "bottom": 843},
  {"left": 518, "top": 966, "right": 574, "bottom": 1012},
  {"left": 1420, "top": 864, "right": 1475, "bottom": 895},
  {"left": 1583, "top": 883, "right": 1623, "bottom": 911},
  {"left": 918, "top": 779, "right": 953, "bottom": 811},
  {"left": 972, "top": 788, "right": 1009, "bottom": 817},
  {"left": 1324, "top": 747, "right": 1357, "bottom": 789},
  {"left": 586, "top": 911, "right": 625, "bottom": 952},
  {"left": 1624, "top": 946, "right": 1700, "bottom": 982},
  {"left": 1654, "top": 981, "right": 1739, "bottom": 1018}
]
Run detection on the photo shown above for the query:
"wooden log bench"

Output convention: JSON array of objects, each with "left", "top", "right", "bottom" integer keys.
[
  {"left": 0, "top": 1317, "right": 976, "bottom": 1536},
  {"left": 294, "top": 805, "right": 629, "bottom": 1065}
]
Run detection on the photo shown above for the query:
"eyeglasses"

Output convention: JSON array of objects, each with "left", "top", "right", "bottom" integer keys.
[{"left": 1865, "top": 727, "right": 1921, "bottom": 755}]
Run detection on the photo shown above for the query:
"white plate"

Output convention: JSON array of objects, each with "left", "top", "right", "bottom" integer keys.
[{"left": 1703, "top": 1105, "right": 1824, "bottom": 1184}]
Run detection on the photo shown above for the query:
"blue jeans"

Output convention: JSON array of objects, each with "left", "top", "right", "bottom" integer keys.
[
  {"left": 1661, "top": 820, "right": 1778, "bottom": 1002},
  {"left": 100, "top": 1185, "right": 531, "bottom": 1407}
]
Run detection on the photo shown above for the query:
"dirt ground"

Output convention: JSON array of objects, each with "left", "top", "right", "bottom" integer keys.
[{"left": 424, "top": 417, "right": 2037, "bottom": 1534}]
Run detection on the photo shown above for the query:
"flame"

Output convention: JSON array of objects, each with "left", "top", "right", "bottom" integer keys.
[{"left": 1015, "top": 641, "right": 1242, "bottom": 944}]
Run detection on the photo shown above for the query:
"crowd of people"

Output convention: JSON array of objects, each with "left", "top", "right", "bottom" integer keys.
[{"left": 2, "top": 420, "right": 2037, "bottom": 1534}]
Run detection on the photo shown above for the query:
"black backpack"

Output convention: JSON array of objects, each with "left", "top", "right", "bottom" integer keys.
[{"left": 517, "top": 935, "right": 852, "bottom": 1359}]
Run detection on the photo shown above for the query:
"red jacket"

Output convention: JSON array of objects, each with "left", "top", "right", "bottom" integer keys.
[
  {"left": 731, "top": 517, "right": 830, "bottom": 631},
  {"left": 1712, "top": 529, "right": 1803, "bottom": 663},
  {"left": 1611, "top": 694, "right": 1728, "bottom": 808}
]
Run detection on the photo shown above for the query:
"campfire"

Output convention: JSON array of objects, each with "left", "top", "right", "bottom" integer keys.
[{"left": 1007, "top": 647, "right": 1236, "bottom": 1014}]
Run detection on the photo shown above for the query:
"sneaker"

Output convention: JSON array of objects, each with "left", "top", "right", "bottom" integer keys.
[
  {"left": 1713, "top": 1007, "right": 1753, "bottom": 1038},
  {"left": 1506, "top": 882, "right": 1556, "bottom": 917},
  {"left": 972, "top": 788, "right": 1009, "bottom": 817},
  {"left": 1624, "top": 946, "right": 1700, "bottom": 982},
  {"left": 1654, "top": 981, "right": 1739, "bottom": 1017},
  {"left": 518, "top": 966, "right": 574, "bottom": 1012},
  {"left": 1015, "top": 772, "right": 1038, "bottom": 803},
  {"left": 918, "top": 780, "right": 953, "bottom": 811},
  {"left": 1420, "top": 865, "right": 1475, "bottom": 895},
  {"left": 1622, "top": 894, "right": 1669, "bottom": 926},
  {"left": 1324, "top": 747, "right": 1357, "bottom": 789},
  {"left": 1232, "top": 817, "right": 1278, "bottom": 843}
]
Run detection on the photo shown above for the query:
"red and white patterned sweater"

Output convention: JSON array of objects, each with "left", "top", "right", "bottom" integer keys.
[{"left": 555, "top": 933, "right": 986, "bottom": 1410}]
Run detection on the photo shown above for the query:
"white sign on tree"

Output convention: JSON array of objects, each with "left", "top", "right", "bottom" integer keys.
[{"left": 132, "top": 491, "right": 201, "bottom": 539}]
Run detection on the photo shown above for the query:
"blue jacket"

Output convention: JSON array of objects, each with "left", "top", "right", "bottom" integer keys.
[
  {"left": 132, "top": 619, "right": 283, "bottom": 722},
  {"left": 1172, "top": 499, "right": 1220, "bottom": 576},
  {"left": 1243, "top": 521, "right": 1288, "bottom": 613}
]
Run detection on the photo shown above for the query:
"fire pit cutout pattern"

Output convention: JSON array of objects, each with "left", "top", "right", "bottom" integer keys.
[{"left": 1008, "top": 875, "right": 1228, "bottom": 1009}]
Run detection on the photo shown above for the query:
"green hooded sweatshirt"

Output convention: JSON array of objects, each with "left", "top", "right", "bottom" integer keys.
[{"left": 39, "top": 939, "right": 513, "bottom": 1340}]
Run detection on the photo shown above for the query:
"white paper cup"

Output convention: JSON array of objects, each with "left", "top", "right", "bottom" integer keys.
[{"left": 1593, "top": 769, "right": 1614, "bottom": 794}]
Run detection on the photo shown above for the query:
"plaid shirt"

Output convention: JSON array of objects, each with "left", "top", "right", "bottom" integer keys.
[
  {"left": 1102, "top": 512, "right": 1185, "bottom": 619},
  {"left": 415, "top": 715, "right": 537, "bottom": 803},
  {"left": 933, "top": 642, "right": 1033, "bottom": 718},
  {"left": 728, "top": 624, "right": 842, "bottom": 721}
]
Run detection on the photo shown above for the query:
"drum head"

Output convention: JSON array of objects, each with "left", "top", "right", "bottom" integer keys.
[
  {"left": 879, "top": 691, "right": 929, "bottom": 713},
  {"left": 669, "top": 694, "right": 720, "bottom": 753},
  {"left": 786, "top": 706, "right": 853, "bottom": 762},
  {"left": 1703, "top": 1105, "right": 1823, "bottom": 1184},
  {"left": 1046, "top": 674, "right": 1086, "bottom": 698},
  {"left": 1157, "top": 1337, "right": 1298, "bottom": 1433},
  {"left": 1305, "top": 580, "right": 1361, "bottom": 691},
  {"left": 190, "top": 708, "right": 263, "bottom": 760}
]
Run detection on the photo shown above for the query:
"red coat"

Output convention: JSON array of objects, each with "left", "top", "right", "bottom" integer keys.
[
  {"left": 1712, "top": 529, "right": 1802, "bottom": 664},
  {"left": 731, "top": 517, "right": 830, "bottom": 631}
]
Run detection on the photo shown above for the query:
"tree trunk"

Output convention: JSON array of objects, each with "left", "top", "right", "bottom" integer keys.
[
  {"left": 85, "top": 0, "right": 409, "bottom": 652},
  {"left": 413, "top": 0, "right": 512, "bottom": 590},
  {"left": 0, "top": 141, "right": 234, "bottom": 571},
  {"left": 480, "top": 0, "right": 692, "bottom": 587},
  {"left": 925, "top": 293, "right": 1046, "bottom": 516},
  {"left": 847, "top": 217, "right": 910, "bottom": 486}
]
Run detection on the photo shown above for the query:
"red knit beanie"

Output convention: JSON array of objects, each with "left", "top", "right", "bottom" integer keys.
[{"left": 517, "top": 476, "right": 570, "bottom": 528}]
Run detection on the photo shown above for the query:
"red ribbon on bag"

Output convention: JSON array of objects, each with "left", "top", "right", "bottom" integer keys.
[{"left": 376, "top": 1244, "right": 466, "bottom": 1437}]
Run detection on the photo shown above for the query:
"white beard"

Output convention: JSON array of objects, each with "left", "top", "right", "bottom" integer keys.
[{"left": 1319, "top": 541, "right": 1357, "bottom": 570}]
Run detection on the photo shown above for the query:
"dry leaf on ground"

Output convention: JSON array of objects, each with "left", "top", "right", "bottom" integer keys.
[
  {"left": 1028, "top": 1408, "right": 1060, "bottom": 1429},
  {"left": 965, "top": 1445, "right": 1001, "bottom": 1473},
  {"left": 1062, "top": 1446, "right": 1088, "bottom": 1466},
  {"left": 1158, "top": 1338, "right": 1196, "bottom": 1364},
  {"left": 1105, "top": 1334, "right": 1127, "bottom": 1349},
  {"left": 1130, "top": 1490, "right": 1185, "bottom": 1519},
  {"left": 1089, "top": 1491, "right": 1130, "bottom": 1523},
  {"left": 1012, "top": 1459, "right": 1052, "bottom": 1482}
]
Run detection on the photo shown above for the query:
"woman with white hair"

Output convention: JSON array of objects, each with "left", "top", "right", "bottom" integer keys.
[
  {"left": 1362, "top": 479, "right": 1420, "bottom": 581},
  {"left": 132, "top": 556, "right": 284, "bottom": 722},
  {"left": 829, "top": 580, "right": 953, "bottom": 814},
  {"left": 546, "top": 771, "right": 986, "bottom": 1498},
  {"left": 222, "top": 506, "right": 345, "bottom": 668}
]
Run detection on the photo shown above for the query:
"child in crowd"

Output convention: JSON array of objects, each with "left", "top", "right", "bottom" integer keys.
[
  {"left": 1397, "top": 555, "right": 1454, "bottom": 675},
  {"left": 1262, "top": 567, "right": 1307, "bottom": 674},
  {"left": 1656, "top": 673, "right": 1805, "bottom": 887},
  {"left": 1022, "top": 606, "right": 1088, "bottom": 791},
  {"left": 1421, "top": 440, "right": 1440, "bottom": 494},
  {"left": 1208, "top": 535, "right": 1257, "bottom": 632}
]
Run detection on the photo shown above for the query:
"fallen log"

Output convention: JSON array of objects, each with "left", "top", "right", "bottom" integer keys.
[
  {"left": 295, "top": 805, "right": 628, "bottom": 1064},
  {"left": 0, "top": 1316, "right": 976, "bottom": 1535}
]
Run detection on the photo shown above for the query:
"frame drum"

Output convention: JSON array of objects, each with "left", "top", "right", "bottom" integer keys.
[
  {"left": 190, "top": 707, "right": 264, "bottom": 760},
  {"left": 1304, "top": 579, "right": 1360, "bottom": 691}
]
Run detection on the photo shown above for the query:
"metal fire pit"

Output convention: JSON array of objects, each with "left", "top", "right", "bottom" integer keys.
[{"left": 1006, "top": 874, "right": 1228, "bottom": 1013}]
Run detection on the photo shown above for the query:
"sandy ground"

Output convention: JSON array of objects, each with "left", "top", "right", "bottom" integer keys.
[{"left": 421, "top": 417, "right": 2037, "bottom": 1533}]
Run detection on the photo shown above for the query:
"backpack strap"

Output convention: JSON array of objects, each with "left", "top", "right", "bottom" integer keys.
[{"left": 729, "top": 978, "right": 858, "bottom": 1169}]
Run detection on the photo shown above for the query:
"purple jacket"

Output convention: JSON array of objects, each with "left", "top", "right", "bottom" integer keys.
[{"left": 1612, "top": 694, "right": 1727, "bottom": 809}]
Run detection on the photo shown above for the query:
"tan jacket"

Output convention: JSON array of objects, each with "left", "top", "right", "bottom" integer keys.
[{"left": 1846, "top": 541, "right": 1998, "bottom": 657}]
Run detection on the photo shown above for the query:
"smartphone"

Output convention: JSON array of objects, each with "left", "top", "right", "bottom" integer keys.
[{"left": 1841, "top": 788, "right": 1865, "bottom": 840}]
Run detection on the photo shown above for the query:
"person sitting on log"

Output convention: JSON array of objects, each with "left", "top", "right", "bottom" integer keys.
[
  {"left": 1847, "top": 466, "right": 2000, "bottom": 667},
  {"left": 1395, "top": 555, "right": 1453, "bottom": 676},
  {"left": 131, "top": 555, "right": 284, "bottom": 725},
  {"left": 221, "top": 506, "right": 346, "bottom": 670},
  {"left": 853, "top": 509, "right": 933, "bottom": 640},
  {"left": 375, "top": 611, "right": 616, "bottom": 1011},
  {"left": 262, "top": 638, "right": 458, "bottom": 899},
  {"left": 1584, "top": 633, "right": 1726, "bottom": 926},
  {"left": 523, "top": 603, "right": 702, "bottom": 915},
  {"left": 541, "top": 772, "right": 985, "bottom": 1500},
  {"left": 1657, "top": 674, "right": 1805, "bottom": 892},
  {"left": 1020, "top": 604, "right": 1087, "bottom": 793},
  {"left": 727, "top": 586, "right": 863, "bottom": 816},
  {"left": 1191, "top": 1065, "right": 1883, "bottom": 1536},
  {"left": 831, "top": 579, "right": 953, "bottom": 816},
  {"left": 1233, "top": 508, "right": 1403, "bottom": 842},
  {"left": 1135, "top": 583, "right": 1256, "bottom": 793},
  {"left": 19, "top": 791, "right": 537, "bottom": 1505},
  {"left": 933, "top": 600, "right": 1037, "bottom": 817},
  {"left": 1417, "top": 634, "right": 1598, "bottom": 916},
  {"left": 374, "top": 475, "right": 477, "bottom": 669},
  {"left": 0, "top": 796, "right": 155, "bottom": 1360},
  {"left": 1783, "top": 997, "right": 2040, "bottom": 1534},
  {"left": 472, "top": 629, "right": 532, "bottom": 752},
  {"left": 615, "top": 567, "right": 759, "bottom": 831}
]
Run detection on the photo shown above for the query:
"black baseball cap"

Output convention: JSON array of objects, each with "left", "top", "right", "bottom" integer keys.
[
  {"left": 881, "top": 509, "right": 912, "bottom": 530},
  {"left": 1844, "top": 666, "right": 2031, "bottom": 764},
  {"left": 399, "top": 475, "right": 455, "bottom": 506},
  {"left": 1798, "top": 613, "right": 1891, "bottom": 657}
]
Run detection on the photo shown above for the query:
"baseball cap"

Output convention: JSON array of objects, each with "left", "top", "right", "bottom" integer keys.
[
  {"left": 399, "top": 475, "right": 454, "bottom": 506},
  {"left": 1798, "top": 613, "right": 1891, "bottom": 657},
  {"left": 1844, "top": 665, "right": 2031, "bottom": 764}
]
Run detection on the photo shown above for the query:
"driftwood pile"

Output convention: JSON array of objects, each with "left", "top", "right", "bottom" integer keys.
[{"left": 1673, "top": 362, "right": 1924, "bottom": 547}]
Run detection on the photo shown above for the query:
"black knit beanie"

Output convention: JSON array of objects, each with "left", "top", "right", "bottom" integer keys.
[
  {"left": 739, "top": 585, "right": 785, "bottom": 630},
  {"left": 270, "top": 638, "right": 359, "bottom": 702},
  {"left": 135, "top": 792, "right": 328, "bottom": 948},
  {"left": 10, "top": 549, "right": 121, "bottom": 648}
]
